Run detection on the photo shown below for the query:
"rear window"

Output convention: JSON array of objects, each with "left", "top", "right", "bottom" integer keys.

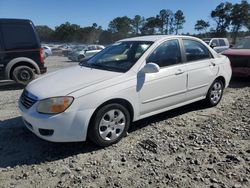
[
  {"left": 1, "top": 23, "right": 38, "bottom": 50},
  {"left": 219, "top": 39, "right": 226, "bottom": 46}
]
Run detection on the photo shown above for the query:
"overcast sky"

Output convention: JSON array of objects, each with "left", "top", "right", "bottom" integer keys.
[{"left": 0, "top": 0, "right": 243, "bottom": 34}]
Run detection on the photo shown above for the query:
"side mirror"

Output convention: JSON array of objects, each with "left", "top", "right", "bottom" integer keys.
[
  {"left": 141, "top": 63, "right": 160, "bottom": 73},
  {"left": 229, "top": 44, "right": 233, "bottom": 48},
  {"left": 210, "top": 43, "right": 217, "bottom": 48}
]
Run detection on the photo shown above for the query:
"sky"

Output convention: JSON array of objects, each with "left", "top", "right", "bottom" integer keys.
[{"left": 0, "top": 0, "right": 244, "bottom": 34}]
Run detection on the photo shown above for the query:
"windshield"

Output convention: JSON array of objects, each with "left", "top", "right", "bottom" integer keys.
[
  {"left": 232, "top": 38, "right": 250, "bottom": 49},
  {"left": 81, "top": 41, "right": 153, "bottom": 72}
]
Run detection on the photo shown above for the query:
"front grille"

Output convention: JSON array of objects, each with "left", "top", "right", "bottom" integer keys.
[{"left": 20, "top": 90, "right": 38, "bottom": 109}]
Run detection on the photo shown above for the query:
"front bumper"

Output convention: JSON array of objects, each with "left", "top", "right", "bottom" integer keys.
[{"left": 18, "top": 100, "right": 93, "bottom": 142}]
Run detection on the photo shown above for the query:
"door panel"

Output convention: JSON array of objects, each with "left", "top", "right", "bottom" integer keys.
[
  {"left": 139, "top": 64, "right": 187, "bottom": 115},
  {"left": 138, "top": 39, "right": 187, "bottom": 116},
  {"left": 186, "top": 59, "right": 217, "bottom": 100},
  {"left": 182, "top": 39, "right": 218, "bottom": 101}
]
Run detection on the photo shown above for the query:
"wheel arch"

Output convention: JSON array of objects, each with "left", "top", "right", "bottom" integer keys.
[
  {"left": 215, "top": 76, "right": 226, "bottom": 88},
  {"left": 5, "top": 57, "right": 40, "bottom": 79},
  {"left": 87, "top": 98, "right": 134, "bottom": 134}
]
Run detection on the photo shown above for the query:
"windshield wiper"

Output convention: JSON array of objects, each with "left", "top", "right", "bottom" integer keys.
[{"left": 90, "top": 63, "right": 117, "bottom": 71}]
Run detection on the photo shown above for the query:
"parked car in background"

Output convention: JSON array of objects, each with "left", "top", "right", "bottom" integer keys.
[
  {"left": 68, "top": 45, "right": 105, "bottom": 61},
  {"left": 222, "top": 36, "right": 250, "bottom": 77},
  {"left": 42, "top": 45, "right": 52, "bottom": 58},
  {"left": 19, "top": 35, "right": 231, "bottom": 146},
  {"left": 0, "top": 18, "right": 46, "bottom": 85},
  {"left": 203, "top": 38, "right": 230, "bottom": 53}
]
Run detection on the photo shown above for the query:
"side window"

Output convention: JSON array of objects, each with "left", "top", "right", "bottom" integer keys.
[
  {"left": 183, "top": 39, "right": 211, "bottom": 62},
  {"left": 1, "top": 23, "right": 38, "bottom": 50},
  {"left": 147, "top": 39, "right": 182, "bottom": 68},
  {"left": 211, "top": 39, "right": 219, "bottom": 46},
  {"left": 219, "top": 39, "right": 226, "bottom": 46}
]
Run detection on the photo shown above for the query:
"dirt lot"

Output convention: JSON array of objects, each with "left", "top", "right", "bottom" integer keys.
[{"left": 0, "top": 56, "right": 249, "bottom": 188}]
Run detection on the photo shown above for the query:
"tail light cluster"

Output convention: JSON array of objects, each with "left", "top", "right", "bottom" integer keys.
[{"left": 40, "top": 48, "right": 45, "bottom": 63}]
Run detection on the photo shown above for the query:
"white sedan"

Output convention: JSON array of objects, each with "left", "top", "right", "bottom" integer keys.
[{"left": 19, "top": 35, "right": 232, "bottom": 146}]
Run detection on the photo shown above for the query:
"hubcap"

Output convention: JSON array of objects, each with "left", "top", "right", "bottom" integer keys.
[
  {"left": 20, "top": 69, "right": 31, "bottom": 81},
  {"left": 99, "top": 109, "right": 126, "bottom": 141},
  {"left": 210, "top": 82, "right": 222, "bottom": 104}
]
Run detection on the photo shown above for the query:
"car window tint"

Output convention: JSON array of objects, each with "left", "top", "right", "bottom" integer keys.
[
  {"left": 183, "top": 39, "right": 211, "bottom": 62},
  {"left": 211, "top": 39, "right": 219, "bottom": 46},
  {"left": 1, "top": 23, "right": 38, "bottom": 50},
  {"left": 147, "top": 39, "right": 182, "bottom": 68},
  {"left": 219, "top": 39, "right": 226, "bottom": 46}
]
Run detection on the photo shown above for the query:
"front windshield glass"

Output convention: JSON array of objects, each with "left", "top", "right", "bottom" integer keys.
[
  {"left": 233, "top": 38, "right": 250, "bottom": 49},
  {"left": 82, "top": 41, "right": 153, "bottom": 72}
]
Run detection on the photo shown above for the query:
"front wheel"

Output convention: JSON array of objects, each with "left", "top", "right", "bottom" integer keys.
[
  {"left": 205, "top": 79, "right": 224, "bottom": 107},
  {"left": 12, "top": 66, "right": 35, "bottom": 85},
  {"left": 88, "top": 103, "right": 131, "bottom": 147}
]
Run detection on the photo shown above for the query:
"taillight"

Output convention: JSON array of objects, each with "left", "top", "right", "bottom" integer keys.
[{"left": 40, "top": 48, "right": 45, "bottom": 63}]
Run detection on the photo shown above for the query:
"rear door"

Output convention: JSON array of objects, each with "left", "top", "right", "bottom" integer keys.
[{"left": 182, "top": 39, "right": 217, "bottom": 101}]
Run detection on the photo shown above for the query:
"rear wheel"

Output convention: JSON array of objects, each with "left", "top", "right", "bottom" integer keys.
[
  {"left": 205, "top": 79, "right": 224, "bottom": 107},
  {"left": 88, "top": 103, "right": 130, "bottom": 147},
  {"left": 12, "top": 66, "right": 35, "bottom": 85}
]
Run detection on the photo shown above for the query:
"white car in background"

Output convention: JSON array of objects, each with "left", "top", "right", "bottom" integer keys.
[
  {"left": 42, "top": 45, "right": 53, "bottom": 58},
  {"left": 19, "top": 35, "right": 232, "bottom": 146},
  {"left": 68, "top": 45, "right": 105, "bottom": 61},
  {"left": 203, "top": 38, "right": 230, "bottom": 53}
]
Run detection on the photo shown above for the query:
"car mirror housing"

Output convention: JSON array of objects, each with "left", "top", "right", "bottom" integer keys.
[
  {"left": 210, "top": 43, "right": 217, "bottom": 48},
  {"left": 141, "top": 63, "right": 160, "bottom": 73}
]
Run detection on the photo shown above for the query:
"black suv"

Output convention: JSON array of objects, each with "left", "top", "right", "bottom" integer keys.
[{"left": 0, "top": 18, "right": 47, "bottom": 85}]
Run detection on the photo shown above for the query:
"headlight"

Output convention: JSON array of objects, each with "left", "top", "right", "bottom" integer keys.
[{"left": 37, "top": 96, "right": 74, "bottom": 114}]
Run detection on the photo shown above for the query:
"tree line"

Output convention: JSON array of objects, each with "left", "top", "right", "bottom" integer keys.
[
  {"left": 194, "top": 0, "right": 250, "bottom": 43},
  {"left": 36, "top": 0, "right": 250, "bottom": 44}
]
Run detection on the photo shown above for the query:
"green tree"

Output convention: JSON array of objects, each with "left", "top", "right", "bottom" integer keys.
[
  {"left": 211, "top": 2, "right": 233, "bottom": 36},
  {"left": 174, "top": 10, "right": 185, "bottom": 34},
  {"left": 108, "top": 16, "right": 133, "bottom": 38},
  {"left": 230, "top": 0, "right": 250, "bottom": 43},
  {"left": 36, "top": 25, "right": 54, "bottom": 42},
  {"left": 140, "top": 17, "right": 161, "bottom": 35},
  {"left": 158, "top": 9, "right": 167, "bottom": 34},
  {"left": 194, "top": 19, "right": 210, "bottom": 33},
  {"left": 54, "top": 22, "right": 81, "bottom": 42},
  {"left": 131, "top": 15, "right": 144, "bottom": 35},
  {"left": 157, "top": 9, "right": 174, "bottom": 34}
]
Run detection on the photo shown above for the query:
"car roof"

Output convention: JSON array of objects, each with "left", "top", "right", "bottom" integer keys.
[
  {"left": 0, "top": 18, "right": 32, "bottom": 24},
  {"left": 119, "top": 35, "right": 201, "bottom": 43}
]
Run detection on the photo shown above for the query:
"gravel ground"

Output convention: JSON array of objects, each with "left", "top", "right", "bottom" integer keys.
[{"left": 0, "top": 56, "right": 249, "bottom": 188}]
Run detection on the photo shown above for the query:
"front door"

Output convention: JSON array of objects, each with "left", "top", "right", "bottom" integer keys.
[{"left": 138, "top": 39, "right": 187, "bottom": 115}]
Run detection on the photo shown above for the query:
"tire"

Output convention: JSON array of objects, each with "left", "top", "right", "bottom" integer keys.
[
  {"left": 12, "top": 66, "right": 35, "bottom": 85},
  {"left": 88, "top": 103, "right": 131, "bottom": 147},
  {"left": 205, "top": 79, "right": 224, "bottom": 107}
]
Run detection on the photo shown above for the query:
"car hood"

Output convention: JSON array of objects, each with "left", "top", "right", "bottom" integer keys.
[
  {"left": 222, "top": 48, "right": 250, "bottom": 56},
  {"left": 26, "top": 66, "right": 123, "bottom": 99}
]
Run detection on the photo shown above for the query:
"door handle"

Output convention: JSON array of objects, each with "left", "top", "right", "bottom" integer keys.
[
  {"left": 210, "top": 62, "right": 216, "bottom": 67},
  {"left": 175, "top": 69, "right": 184, "bottom": 75}
]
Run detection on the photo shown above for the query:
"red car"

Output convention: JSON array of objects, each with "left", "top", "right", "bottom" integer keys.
[{"left": 223, "top": 36, "right": 250, "bottom": 77}]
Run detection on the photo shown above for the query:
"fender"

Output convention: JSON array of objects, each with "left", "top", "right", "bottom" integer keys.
[{"left": 5, "top": 57, "right": 40, "bottom": 79}]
